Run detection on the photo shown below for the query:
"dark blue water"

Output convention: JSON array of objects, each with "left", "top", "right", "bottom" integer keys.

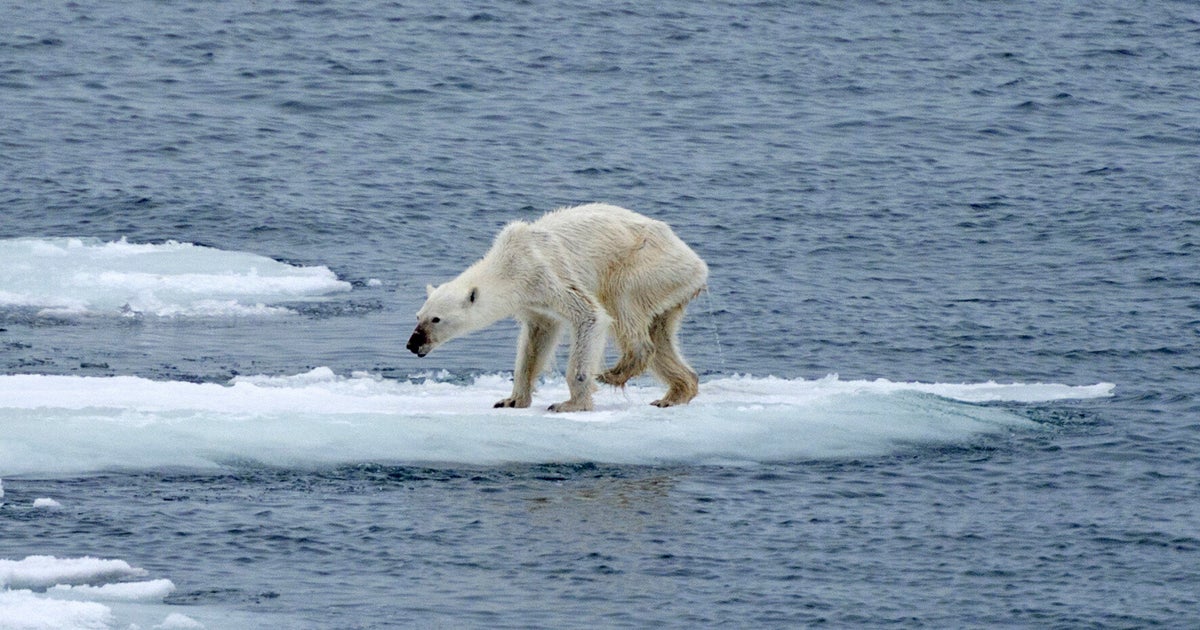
[{"left": 2, "top": 1, "right": 1198, "bottom": 627}]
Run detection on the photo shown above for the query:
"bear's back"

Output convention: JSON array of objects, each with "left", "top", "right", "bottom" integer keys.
[
  {"left": 532, "top": 203, "right": 654, "bottom": 233},
  {"left": 527, "top": 203, "right": 657, "bottom": 262}
]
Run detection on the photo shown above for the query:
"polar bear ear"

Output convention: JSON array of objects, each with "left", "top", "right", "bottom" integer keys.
[
  {"left": 426, "top": 284, "right": 436, "bottom": 298},
  {"left": 468, "top": 287, "right": 478, "bottom": 304}
]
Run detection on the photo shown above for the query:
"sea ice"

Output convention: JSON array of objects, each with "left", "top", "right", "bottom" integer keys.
[
  {"left": 0, "top": 237, "right": 351, "bottom": 317},
  {"left": 0, "top": 589, "right": 113, "bottom": 630},
  {"left": 0, "top": 557, "right": 147, "bottom": 591},
  {"left": 0, "top": 557, "right": 200, "bottom": 630},
  {"left": 0, "top": 370, "right": 1115, "bottom": 473}
]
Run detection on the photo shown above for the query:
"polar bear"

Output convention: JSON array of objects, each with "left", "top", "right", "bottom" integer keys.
[{"left": 407, "top": 203, "right": 708, "bottom": 412}]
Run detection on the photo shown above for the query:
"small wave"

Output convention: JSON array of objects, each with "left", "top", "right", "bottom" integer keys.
[
  {"left": 0, "top": 370, "right": 1113, "bottom": 475},
  {"left": 0, "top": 238, "right": 351, "bottom": 318}
]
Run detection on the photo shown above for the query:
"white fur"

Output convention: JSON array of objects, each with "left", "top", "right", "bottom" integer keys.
[{"left": 409, "top": 203, "right": 708, "bottom": 411}]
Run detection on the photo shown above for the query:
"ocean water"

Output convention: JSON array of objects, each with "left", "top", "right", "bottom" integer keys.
[{"left": 1, "top": 0, "right": 1197, "bottom": 627}]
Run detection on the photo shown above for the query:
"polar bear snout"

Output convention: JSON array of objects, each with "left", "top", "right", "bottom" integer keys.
[{"left": 406, "top": 325, "right": 431, "bottom": 357}]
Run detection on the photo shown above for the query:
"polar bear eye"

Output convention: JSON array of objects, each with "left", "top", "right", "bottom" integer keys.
[{"left": 431, "top": 317, "right": 441, "bottom": 324}]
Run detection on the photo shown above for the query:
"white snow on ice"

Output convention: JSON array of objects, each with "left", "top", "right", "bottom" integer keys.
[{"left": 0, "top": 368, "right": 1113, "bottom": 475}]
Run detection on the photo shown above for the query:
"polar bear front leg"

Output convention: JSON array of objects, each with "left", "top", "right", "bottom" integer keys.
[
  {"left": 549, "top": 291, "right": 609, "bottom": 412},
  {"left": 496, "top": 315, "right": 560, "bottom": 409}
]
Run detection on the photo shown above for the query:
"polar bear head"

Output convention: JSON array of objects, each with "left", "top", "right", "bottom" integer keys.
[
  {"left": 407, "top": 276, "right": 511, "bottom": 357},
  {"left": 407, "top": 282, "right": 479, "bottom": 357},
  {"left": 407, "top": 223, "right": 529, "bottom": 358}
]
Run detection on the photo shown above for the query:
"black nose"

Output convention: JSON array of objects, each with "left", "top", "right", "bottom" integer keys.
[{"left": 406, "top": 328, "right": 426, "bottom": 356}]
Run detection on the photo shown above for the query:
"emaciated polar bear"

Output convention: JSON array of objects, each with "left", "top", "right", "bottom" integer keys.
[{"left": 407, "top": 203, "right": 708, "bottom": 412}]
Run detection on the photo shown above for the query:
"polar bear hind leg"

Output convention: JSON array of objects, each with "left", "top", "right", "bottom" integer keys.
[
  {"left": 597, "top": 226, "right": 701, "bottom": 389},
  {"left": 647, "top": 300, "right": 700, "bottom": 407},
  {"left": 597, "top": 298, "right": 655, "bottom": 387}
]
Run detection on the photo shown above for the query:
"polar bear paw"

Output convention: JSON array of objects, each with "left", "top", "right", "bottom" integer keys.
[
  {"left": 548, "top": 399, "right": 593, "bottom": 413},
  {"left": 650, "top": 386, "right": 697, "bottom": 408},
  {"left": 597, "top": 368, "right": 631, "bottom": 387},
  {"left": 494, "top": 395, "right": 531, "bottom": 408}
]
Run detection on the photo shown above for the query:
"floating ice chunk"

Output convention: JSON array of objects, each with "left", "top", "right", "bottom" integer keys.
[
  {"left": 31, "top": 498, "right": 60, "bottom": 509},
  {"left": 0, "top": 589, "right": 114, "bottom": 630},
  {"left": 0, "top": 370, "right": 1115, "bottom": 473},
  {"left": 0, "top": 556, "right": 147, "bottom": 590},
  {"left": 0, "top": 557, "right": 217, "bottom": 630},
  {"left": 0, "top": 237, "right": 351, "bottom": 317},
  {"left": 48, "top": 579, "right": 175, "bottom": 602},
  {"left": 154, "top": 612, "right": 205, "bottom": 629}
]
